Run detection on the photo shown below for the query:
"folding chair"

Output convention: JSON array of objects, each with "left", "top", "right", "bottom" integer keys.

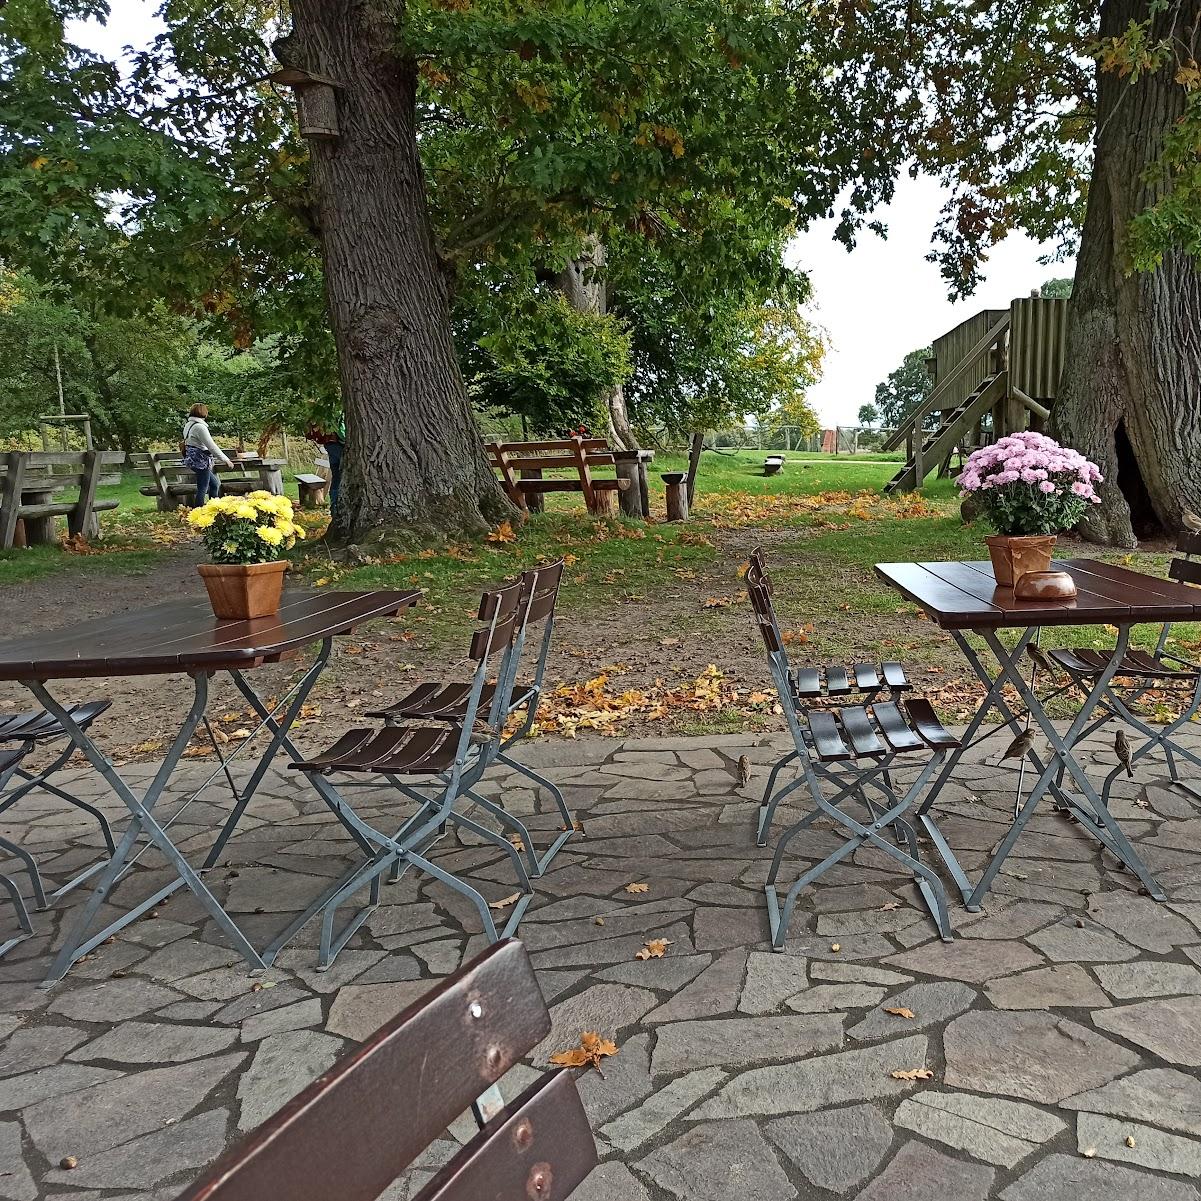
[
  {"left": 174, "top": 939, "right": 597, "bottom": 1201},
  {"left": 293, "top": 579, "right": 540, "bottom": 961},
  {"left": 0, "top": 699, "right": 116, "bottom": 905},
  {"left": 0, "top": 748, "right": 35, "bottom": 957},
  {"left": 366, "top": 560, "right": 576, "bottom": 878},
  {"left": 746, "top": 556, "right": 957, "bottom": 948},
  {"left": 1034, "top": 531, "right": 1201, "bottom": 809},
  {"left": 746, "top": 549, "right": 914, "bottom": 845}
]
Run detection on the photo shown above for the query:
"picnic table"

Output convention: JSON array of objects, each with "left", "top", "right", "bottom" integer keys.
[
  {"left": 0, "top": 450, "right": 125, "bottom": 548},
  {"left": 138, "top": 452, "right": 286, "bottom": 510},
  {"left": 487, "top": 437, "right": 652, "bottom": 517},
  {"left": 875, "top": 558, "right": 1201, "bottom": 910},
  {"left": 0, "top": 589, "right": 419, "bottom": 983}
]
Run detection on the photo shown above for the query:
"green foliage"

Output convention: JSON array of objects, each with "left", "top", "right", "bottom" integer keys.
[
  {"left": 463, "top": 291, "right": 631, "bottom": 435},
  {"left": 1039, "top": 277, "right": 1074, "bottom": 298},
  {"left": 858, "top": 403, "right": 879, "bottom": 427},
  {"left": 874, "top": 346, "right": 933, "bottom": 430},
  {"left": 971, "top": 482, "right": 1090, "bottom": 537}
]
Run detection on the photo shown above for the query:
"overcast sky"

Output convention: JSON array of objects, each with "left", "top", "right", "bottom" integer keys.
[{"left": 72, "top": 2, "right": 1075, "bottom": 428}]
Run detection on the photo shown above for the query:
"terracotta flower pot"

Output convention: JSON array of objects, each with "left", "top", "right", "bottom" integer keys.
[
  {"left": 197, "top": 560, "right": 287, "bottom": 620},
  {"left": 985, "top": 534, "right": 1057, "bottom": 588}
]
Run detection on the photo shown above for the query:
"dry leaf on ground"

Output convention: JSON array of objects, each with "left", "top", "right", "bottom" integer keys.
[
  {"left": 890, "top": 1067, "right": 934, "bottom": 1081},
  {"left": 635, "top": 938, "right": 672, "bottom": 960},
  {"left": 625, "top": 882, "right": 650, "bottom": 894},
  {"left": 488, "top": 893, "right": 520, "bottom": 911},
  {"left": 486, "top": 521, "right": 517, "bottom": 544},
  {"left": 884, "top": 1007, "right": 916, "bottom": 1020},
  {"left": 507, "top": 834, "right": 525, "bottom": 852},
  {"left": 878, "top": 901, "right": 900, "bottom": 912},
  {"left": 549, "top": 1031, "right": 618, "bottom": 1073}
]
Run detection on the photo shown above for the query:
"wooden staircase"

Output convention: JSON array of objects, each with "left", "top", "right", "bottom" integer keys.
[{"left": 884, "top": 372, "right": 1007, "bottom": 494}]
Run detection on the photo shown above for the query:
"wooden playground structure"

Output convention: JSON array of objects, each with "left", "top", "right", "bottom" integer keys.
[{"left": 882, "top": 295, "right": 1068, "bottom": 493}]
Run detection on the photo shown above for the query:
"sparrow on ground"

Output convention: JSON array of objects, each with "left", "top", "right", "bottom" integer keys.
[
  {"left": 1115, "top": 728, "right": 1135, "bottom": 778},
  {"left": 737, "top": 754, "right": 752, "bottom": 788},
  {"left": 999, "top": 727, "right": 1039, "bottom": 762}
]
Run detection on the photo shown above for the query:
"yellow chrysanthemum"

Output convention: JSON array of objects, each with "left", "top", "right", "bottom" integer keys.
[
  {"left": 233, "top": 502, "right": 257, "bottom": 521},
  {"left": 188, "top": 508, "right": 217, "bottom": 529},
  {"left": 248, "top": 490, "right": 273, "bottom": 501},
  {"left": 256, "top": 525, "right": 284, "bottom": 547},
  {"left": 291, "top": 525, "right": 306, "bottom": 540}
]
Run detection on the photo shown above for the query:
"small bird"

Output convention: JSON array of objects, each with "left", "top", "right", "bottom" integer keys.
[
  {"left": 737, "top": 754, "right": 752, "bottom": 788},
  {"left": 1028, "top": 646, "right": 1058, "bottom": 678},
  {"left": 1183, "top": 507, "right": 1201, "bottom": 534},
  {"left": 999, "top": 727, "right": 1038, "bottom": 763},
  {"left": 1115, "top": 729, "right": 1134, "bottom": 778}
]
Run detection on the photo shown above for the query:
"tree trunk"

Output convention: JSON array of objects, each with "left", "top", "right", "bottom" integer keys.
[
  {"left": 1053, "top": 0, "right": 1201, "bottom": 548},
  {"left": 554, "top": 236, "right": 639, "bottom": 450},
  {"left": 275, "top": 1, "right": 513, "bottom": 542}
]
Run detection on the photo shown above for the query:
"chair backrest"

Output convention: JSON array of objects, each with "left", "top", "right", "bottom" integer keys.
[
  {"left": 1156, "top": 531, "right": 1201, "bottom": 654},
  {"left": 173, "top": 940, "right": 597, "bottom": 1201},
  {"left": 745, "top": 548, "right": 783, "bottom": 654},
  {"left": 511, "top": 558, "right": 565, "bottom": 688}
]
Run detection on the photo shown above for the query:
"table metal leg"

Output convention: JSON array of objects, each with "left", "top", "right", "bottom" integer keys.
[
  {"left": 34, "top": 675, "right": 267, "bottom": 985},
  {"left": 919, "top": 625, "right": 1165, "bottom": 911}
]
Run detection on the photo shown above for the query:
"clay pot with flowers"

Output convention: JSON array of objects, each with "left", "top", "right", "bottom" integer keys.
[
  {"left": 956, "top": 432, "right": 1102, "bottom": 588},
  {"left": 186, "top": 491, "right": 305, "bottom": 620}
]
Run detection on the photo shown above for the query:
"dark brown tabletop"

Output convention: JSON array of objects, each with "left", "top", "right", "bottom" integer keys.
[
  {"left": 875, "top": 559, "right": 1201, "bottom": 630},
  {"left": 0, "top": 589, "right": 420, "bottom": 681}
]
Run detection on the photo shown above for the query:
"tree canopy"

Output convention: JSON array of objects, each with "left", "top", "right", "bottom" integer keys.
[{"left": 873, "top": 346, "right": 933, "bottom": 431}]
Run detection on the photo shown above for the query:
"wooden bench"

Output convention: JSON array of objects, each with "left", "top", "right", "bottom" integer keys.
[
  {"left": 487, "top": 437, "right": 629, "bottom": 516},
  {"left": 174, "top": 939, "right": 597, "bottom": 1201},
  {"left": 138, "top": 453, "right": 285, "bottom": 510},
  {"left": 764, "top": 455, "right": 785, "bottom": 476},
  {"left": 0, "top": 451, "right": 124, "bottom": 549},
  {"left": 295, "top": 473, "right": 327, "bottom": 508}
]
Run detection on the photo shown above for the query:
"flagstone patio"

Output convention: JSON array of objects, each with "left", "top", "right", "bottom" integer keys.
[{"left": 4, "top": 726, "right": 1201, "bottom": 1201}]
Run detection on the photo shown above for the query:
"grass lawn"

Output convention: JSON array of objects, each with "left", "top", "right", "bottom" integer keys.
[{"left": 1, "top": 449, "right": 1195, "bottom": 739}]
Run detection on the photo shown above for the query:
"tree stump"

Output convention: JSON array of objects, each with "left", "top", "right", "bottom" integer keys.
[{"left": 662, "top": 472, "right": 688, "bottom": 522}]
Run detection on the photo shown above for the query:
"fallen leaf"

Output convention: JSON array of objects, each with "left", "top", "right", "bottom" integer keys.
[
  {"left": 635, "top": 937, "right": 672, "bottom": 960},
  {"left": 486, "top": 521, "right": 517, "bottom": 544},
  {"left": 890, "top": 1067, "right": 934, "bottom": 1081},
  {"left": 830, "top": 943, "right": 841, "bottom": 953},
  {"left": 488, "top": 892, "right": 520, "bottom": 910},
  {"left": 625, "top": 882, "right": 650, "bottom": 894},
  {"left": 507, "top": 834, "right": 525, "bottom": 852},
  {"left": 594, "top": 916, "right": 605, "bottom": 926},
  {"left": 250, "top": 980, "right": 277, "bottom": 992},
  {"left": 230, "top": 728, "right": 252, "bottom": 739},
  {"left": 702, "top": 596, "right": 733, "bottom": 609},
  {"left": 1125, "top": 1135, "right": 1136, "bottom": 1148},
  {"left": 879, "top": 901, "right": 900, "bottom": 912},
  {"left": 1081, "top": 1146, "right": 1097, "bottom": 1158},
  {"left": 885, "top": 1007, "right": 916, "bottom": 1020},
  {"left": 549, "top": 1031, "right": 618, "bottom": 1073}
]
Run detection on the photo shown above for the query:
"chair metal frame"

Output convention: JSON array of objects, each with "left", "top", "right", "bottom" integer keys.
[
  {"left": 296, "top": 577, "right": 546, "bottom": 961},
  {"left": 747, "top": 549, "right": 912, "bottom": 846},
  {"left": 369, "top": 560, "right": 576, "bottom": 879},
  {"left": 0, "top": 701, "right": 117, "bottom": 905},
  {"left": 1031, "top": 533, "right": 1201, "bottom": 812},
  {"left": 0, "top": 748, "right": 35, "bottom": 957},
  {"left": 746, "top": 557, "right": 955, "bottom": 948}
]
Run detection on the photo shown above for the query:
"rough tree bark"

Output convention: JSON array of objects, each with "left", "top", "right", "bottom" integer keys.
[
  {"left": 1052, "top": 0, "right": 1201, "bottom": 548},
  {"left": 554, "top": 236, "right": 639, "bottom": 450},
  {"left": 275, "top": 1, "right": 513, "bottom": 542}
]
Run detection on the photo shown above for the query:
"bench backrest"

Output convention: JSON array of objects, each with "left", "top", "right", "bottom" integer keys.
[
  {"left": 173, "top": 939, "right": 596, "bottom": 1201},
  {"left": 487, "top": 437, "right": 617, "bottom": 510}
]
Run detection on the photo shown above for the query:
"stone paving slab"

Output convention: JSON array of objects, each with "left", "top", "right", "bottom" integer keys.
[{"left": 2, "top": 730, "right": 1201, "bottom": 1198}]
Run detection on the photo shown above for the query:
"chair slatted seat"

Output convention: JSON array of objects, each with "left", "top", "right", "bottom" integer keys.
[
  {"left": 872, "top": 702, "right": 927, "bottom": 752},
  {"left": 0, "top": 699, "right": 111, "bottom": 743},
  {"left": 1047, "top": 646, "right": 1197, "bottom": 680},
  {"left": 294, "top": 726, "right": 463, "bottom": 775},
  {"left": 824, "top": 665, "right": 851, "bottom": 695},
  {"left": 174, "top": 939, "right": 597, "bottom": 1201},
  {"left": 837, "top": 706, "right": 886, "bottom": 758}
]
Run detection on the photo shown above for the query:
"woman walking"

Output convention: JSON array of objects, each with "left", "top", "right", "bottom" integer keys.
[{"left": 181, "top": 404, "right": 233, "bottom": 507}]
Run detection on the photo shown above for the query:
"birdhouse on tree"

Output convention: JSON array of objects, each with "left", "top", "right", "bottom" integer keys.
[{"left": 270, "top": 67, "right": 343, "bottom": 139}]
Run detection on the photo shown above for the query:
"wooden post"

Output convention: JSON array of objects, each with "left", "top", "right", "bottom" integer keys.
[
  {"left": 662, "top": 472, "right": 688, "bottom": 522},
  {"left": 519, "top": 467, "right": 544, "bottom": 514},
  {"left": 685, "top": 432, "right": 704, "bottom": 506},
  {"left": 613, "top": 452, "right": 642, "bottom": 518},
  {"left": 70, "top": 450, "right": 101, "bottom": 539},
  {"left": 0, "top": 452, "right": 27, "bottom": 549},
  {"left": 913, "top": 427, "right": 924, "bottom": 489}
]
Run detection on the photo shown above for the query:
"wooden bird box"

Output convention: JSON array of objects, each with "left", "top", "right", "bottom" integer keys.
[{"left": 270, "top": 67, "right": 344, "bottom": 139}]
